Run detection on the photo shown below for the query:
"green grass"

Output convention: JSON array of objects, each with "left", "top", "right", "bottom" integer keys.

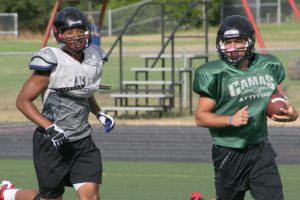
[
  {"left": 0, "top": 20, "right": 300, "bottom": 121},
  {"left": 2, "top": 49, "right": 299, "bottom": 120},
  {"left": 0, "top": 160, "right": 299, "bottom": 200}
]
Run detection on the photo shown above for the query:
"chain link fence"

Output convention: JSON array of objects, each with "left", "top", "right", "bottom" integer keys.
[
  {"left": 221, "top": 0, "right": 300, "bottom": 23},
  {"left": 86, "top": 0, "right": 205, "bottom": 37},
  {"left": 86, "top": 0, "right": 164, "bottom": 37}
]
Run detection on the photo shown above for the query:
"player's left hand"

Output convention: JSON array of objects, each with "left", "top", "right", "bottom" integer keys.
[
  {"left": 97, "top": 111, "right": 115, "bottom": 133},
  {"left": 272, "top": 102, "right": 298, "bottom": 122}
]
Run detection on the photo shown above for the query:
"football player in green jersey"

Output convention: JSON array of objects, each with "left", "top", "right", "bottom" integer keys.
[{"left": 193, "top": 15, "right": 298, "bottom": 200}]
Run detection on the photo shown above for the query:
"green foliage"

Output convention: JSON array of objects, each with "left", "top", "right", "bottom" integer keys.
[
  {"left": 151, "top": 0, "right": 221, "bottom": 29},
  {"left": 108, "top": 0, "right": 142, "bottom": 9},
  {"left": 0, "top": 0, "right": 102, "bottom": 33},
  {"left": 207, "top": 0, "right": 221, "bottom": 25},
  {"left": 0, "top": 0, "right": 221, "bottom": 33}
]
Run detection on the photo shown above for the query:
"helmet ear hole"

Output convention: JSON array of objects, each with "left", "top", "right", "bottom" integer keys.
[
  {"left": 59, "top": 34, "right": 63, "bottom": 40},
  {"left": 52, "top": 26, "right": 65, "bottom": 44}
]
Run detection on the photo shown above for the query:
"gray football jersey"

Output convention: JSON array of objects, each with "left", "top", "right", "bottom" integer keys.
[
  {"left": 42, "top": 90, "right": 92, "bottom": 141},
  {"left": 30, "top": 45, "right": 105, "bottom": 141}
]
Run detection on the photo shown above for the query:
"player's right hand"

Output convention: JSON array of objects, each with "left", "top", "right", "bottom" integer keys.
[{"left": 45, "top": 124, "right": 69, "bottom": 149}]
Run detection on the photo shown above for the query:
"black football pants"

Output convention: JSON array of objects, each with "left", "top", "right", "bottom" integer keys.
[{"left": 212, "top": 139, "right": 284, "bottom": 200}]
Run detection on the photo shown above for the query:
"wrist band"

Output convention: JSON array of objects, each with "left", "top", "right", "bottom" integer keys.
[{"left": 229, "top": 116, "right": 233, "bottom": 126}]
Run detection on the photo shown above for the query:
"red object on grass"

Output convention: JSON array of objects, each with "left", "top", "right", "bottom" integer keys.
[{"left": 190, "top": 192, "right": 203, "bottom": 200}]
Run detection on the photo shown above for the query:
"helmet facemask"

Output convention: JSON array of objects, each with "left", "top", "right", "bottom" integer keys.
[
  {"left": 217, "top": 33, "right": 255, "bottom": 66},
  {"left": 54, "top": 24, "right": 91, "bottom": 54}
]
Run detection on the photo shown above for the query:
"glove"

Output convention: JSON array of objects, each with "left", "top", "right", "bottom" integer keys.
[
  {"left": 97, "top": 111, "right": 115, "bottom": 133},
  {"left": 45, "top": 124, "right": 69, "bottom": 149}
]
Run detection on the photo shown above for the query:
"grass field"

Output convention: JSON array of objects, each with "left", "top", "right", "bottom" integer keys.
[
  {"left": 0, "top": 21, "right": 300, "bottom": 121},
  {"left": 0, "top": 160, "right": 299, "bottom": 200}
]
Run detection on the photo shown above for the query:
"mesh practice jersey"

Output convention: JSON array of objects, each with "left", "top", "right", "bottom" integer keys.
[
  {"left": 193, "top": 54, "right": 285, "bottom": 148},
  {"left": 29, "top": 45, "right": 105, "bottom": 141}
]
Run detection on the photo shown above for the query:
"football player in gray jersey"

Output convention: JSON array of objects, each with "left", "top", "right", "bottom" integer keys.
[
  {"left": 0, "top": 7, "right": 114, "bottom": 200},
  {"left": 193, "top": 15, "right": 298, "bottom": 200}
]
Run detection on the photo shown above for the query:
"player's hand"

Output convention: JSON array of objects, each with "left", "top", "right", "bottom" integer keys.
[
  {"left": 45, "top": 124, "right": 69, "bottom": 149},
  {"left": 272, "top": 102, "right": 298, "bottom": 122},
  {"left": 231, "top": 105, "right": 249, "bottom": 127},
  {"left": 97, "top": 111, "right": 115, "bottom": 133}
]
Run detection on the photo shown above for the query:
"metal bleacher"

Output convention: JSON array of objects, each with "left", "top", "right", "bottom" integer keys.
[{"left": 101, "top": 1, "right": 209, "bottom": 117}]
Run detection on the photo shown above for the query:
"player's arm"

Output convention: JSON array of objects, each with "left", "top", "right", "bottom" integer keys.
[
  {"left": 195, "top": 96, "right": 228, "bottom": 128},
  {"left": 17, "top": 47, "right": 58, "bottom": 128},
  {"left": 88, "top": 95, "right": 101, "bottom": 115},
  {"left": 16, "top": 70, "right": 53, "bottom": 129},
  {"left": 195, "top": 96, "right": 249, "bottom": 128}
]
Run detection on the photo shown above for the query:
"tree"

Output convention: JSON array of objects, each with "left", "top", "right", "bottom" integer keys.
[
  {"left": 0, "top": 0, "right": 104, "bottom": 33},
  {"left": 0, "top": 0, "right": 221, "bottom": 34}
]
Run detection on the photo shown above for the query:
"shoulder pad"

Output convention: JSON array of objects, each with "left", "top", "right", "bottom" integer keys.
[
  {"left": 29, "top": 47, "right": 58, "bottom": 71},
  {"left": 89, "top": 45, "right": 107, "bottom": 61}
]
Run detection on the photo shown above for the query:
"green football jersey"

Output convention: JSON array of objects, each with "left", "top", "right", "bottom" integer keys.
[{"left": 193, "top": 53, "right": 285, "bottom": 148}]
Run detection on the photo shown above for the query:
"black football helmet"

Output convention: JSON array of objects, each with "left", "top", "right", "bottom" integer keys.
[
  {"left": 216, "top": 15, "right": 255, "bottom": 65},
  {"left": 53, "top": 7, "right": 91, "bottom": 53}
]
